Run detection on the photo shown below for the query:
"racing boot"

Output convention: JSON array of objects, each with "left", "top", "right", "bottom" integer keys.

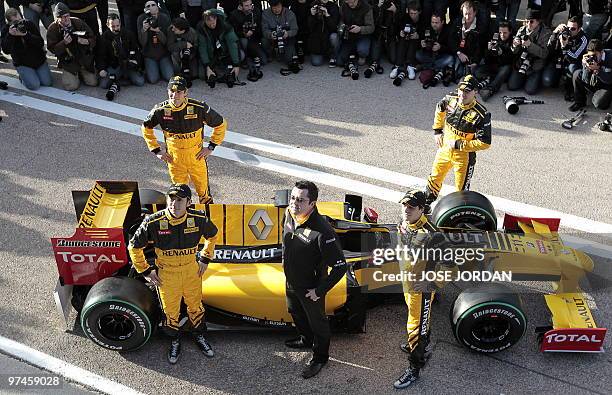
[
  {"left": 399, "top": 341, "right": 433, "bottom": 361},
  {"left": 167, "top": 338, "right": 181, "bottom": 364},
  {"left": 393, "top": 364, "right": 420, "bottom": 389},
  {"left": 194, "top": 334, "right": 215, "bottom": 357}
]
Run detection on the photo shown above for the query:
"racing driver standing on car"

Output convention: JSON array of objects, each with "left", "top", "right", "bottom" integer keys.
[
  {"left": 141, "top": 75, "right": 227, "bottom": 205},
  {"left": 128, "top": 183, "right": 218, "bottom": 364},
  {"left": 424, "top": 74, "right": 491, "bottom": 208}
]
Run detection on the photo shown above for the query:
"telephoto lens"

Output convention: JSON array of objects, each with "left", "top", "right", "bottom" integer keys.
[
  {"left": 226, "top": 64, "right": 235, "bottom": 88},
  {"left": 106, "top": 75, "right": 120, "bottom": 101},
  {"left": 348, "top": 55, "right": 359, "bottom": 80},
  {"left": 503, "top": 96, "right": 519, "bottom": 114}
]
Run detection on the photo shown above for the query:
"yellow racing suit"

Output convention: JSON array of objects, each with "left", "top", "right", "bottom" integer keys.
[
  {"left": 425, "top": 93, "right": 491, "bottom": 204},
  {"left": 399, "top": 214, "right": 443, "bottom": 369},
  {"left": 128, "top": 208, "right": 218, "bottom": 336},
  {"left": 142, "top": 98, "right": 227, "bottom": 204}
]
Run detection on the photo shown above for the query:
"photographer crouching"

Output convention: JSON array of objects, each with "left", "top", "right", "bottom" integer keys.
[
  {"left": 507, "top": 9, "right": 551, "bottom": 95},
  {"left": 570, "top": 39, "right": 612, "bottom": 111},
  {"left": 448, "top": 0, "right": 482, "bottom": 83},
  {"left": 168, "top": 16, "right": 199, "bottom": 86},
  {"left": 1, "top": 7, "right": 52, "bottom": 90},
  {"left": 262, "top": 0, "right": 299, "bottom": 74},
  {"left": 96, "top": 13, "right": 145, "bottom": 100},
  {"left": 229, "top": 0, "right": 266, "bottom": 81},
  {"left": 307, "top": 0, "right": 340, "bottom": 67},
  {"left": 363, "top": 0, "right": 397, "bottom": 78},
  {"left": 475, "top": 21, "right": 514, "bottom": 101},
  {"left": 390, "top": 1, "right": 426, "bottom": 86},
  {"left": 137, "top": 1, "right": 173, "bottom": 83},
  {"left": 47, "top": 2, "right": 98, "bottom": 91},
  {"left": 337, "top": 0, "right": 374, "bottom": 77},
  {"left": 197, "top": 9, "right": 242, "bottom": 88},
  {"left": 416, "top": 13, "right": 453, "bottom": 88},
  {"left": 542, "top": 16, "right": 587, "bottom": 101}
]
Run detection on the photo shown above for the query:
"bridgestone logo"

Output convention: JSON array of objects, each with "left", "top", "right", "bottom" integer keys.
[
  {"left": 56, "top": 239, "right": 121, "bottom": 248},
  {"left": 472, "top": 308, "right": 516, "bottom": 320},
  {"left": 109, "top": 304, "right": 146, "bottom": 331}
]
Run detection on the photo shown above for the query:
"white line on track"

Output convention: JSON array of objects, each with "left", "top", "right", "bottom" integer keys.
[
  {"left": 2, "top": 89, "right": 611, "bottom": 260},
  {"left": 1, "top": 75, "right": 611, "bottom": 236},
  {"left": 0, "top": 335, "right": 143, "bottom": 395}
]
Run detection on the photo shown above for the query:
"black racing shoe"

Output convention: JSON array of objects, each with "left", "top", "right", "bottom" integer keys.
[
  {"left": 167, "top": 339, "right": 181, "bottom": 364},
  {"left": 399, "top": 342, "right": 433, "bottom": 361},
  {"left": 393, "top": 365, "right": 420, "bottom": 389},
  {"left": 194, "top": 334, "right": 215, "bottom": 357},
  {"left": 285, "top": 336, "right": 312, "bottom": 349}
]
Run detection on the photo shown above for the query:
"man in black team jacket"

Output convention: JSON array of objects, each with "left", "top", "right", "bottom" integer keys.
[{"left": 282, "top": 180, "right": 347, "bottom": 379}]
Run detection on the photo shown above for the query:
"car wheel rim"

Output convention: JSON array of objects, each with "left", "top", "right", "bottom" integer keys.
[
  {"left": 471, "top": 317, "right": 510, "bottom": 343},
  {"left": 98, "top": 313, "right": 136, "bottom": 341}
]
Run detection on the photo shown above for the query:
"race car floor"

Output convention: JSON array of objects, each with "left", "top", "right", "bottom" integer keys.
[{"left": 0, "top": 7, "right": 611, "bottom": 392}]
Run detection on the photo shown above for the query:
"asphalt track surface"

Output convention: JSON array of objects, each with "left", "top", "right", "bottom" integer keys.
[{"left": 0, "top": 6, "right": 611, "bottom": 394}]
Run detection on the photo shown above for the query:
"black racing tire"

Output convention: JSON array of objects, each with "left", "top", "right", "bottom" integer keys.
[
  {"left": 138, "top": 188, "right": 166, "bottom": 206},
  {"left": 432, "top": 191, "right": 497, "bottom": 231},
  {"left": 80, "top": 277, "right": 159, "bottom": 352},
  {"left": 450, "top": 283, "right": 527, "bottom": 353}
]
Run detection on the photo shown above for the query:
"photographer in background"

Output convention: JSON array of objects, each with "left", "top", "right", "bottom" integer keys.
[
  {"left": 197, "top": 9, "right": 241, "bottom": 88},
  {"left": 507, "top": 9, "right": 550, "bottom": 95},
  {"left": 583, "top": 0, "right": 608, "bottom": 40},
  {"left": 182, "top": 0, "right": 217, "bottom": 28},
  {"left": 448, "top": 0, "right": 482, "bottom": 82},
  {"left": 363, "top": 0, "right": 397, "bottom": 77},
  {"left": 62, "top": 0, "right": 104, "bottom": 36},
  {"left": 337, "top": 0, "right": 374, "bottom": 75},
  {"left": 168, "top": 16, "right": 199, "bottom": 84},
  {"left": 570, "top": 39, "right": 612, "bottom": 111},
  {"left": 416, "top": 13, "right": 453, "bottom": 85},
  {"left": 307, "top": 0, "right": 339, "bottom": 67},
  {"left": 21, "top": 1, "right": 56, "bottom": 31},
  {"left": 47, "top": 2, "right": 98, "bottom": 90},
  {"left": 542, "top": 16, "right": 587, "bottom": 101},
  {"left": 289, "top": 0, "right": 311, "bottom": 64},
  {"left": 96, "top": 12, "right": 145, "bottom": 96},
  {"left": 1, "top": 7, "right": 52, "bottom": 90},
  {"left": 138, "top": 0, "right": 173, "bottom": 83},
  {"left": 229, "top": 0, "right": 266, "bottom": 81},
  {"left": 390, "top": 1, "right": 426, "bottom": 86},
  {"left": 495, "top": 0, "right": 520, "bottom": 32},
  {"left": 262, "top": 0, "right": 299, "bottom": 73},
  {"left": 476, "top": 20, "right": 514, "bottom": 100}
]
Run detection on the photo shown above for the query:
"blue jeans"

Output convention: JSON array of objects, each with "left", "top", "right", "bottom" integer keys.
[
  {"left": 337, "top": 35, "right": 371, "bottom": 66},
  {"left": 310, "top": 33, "right": 338, "bottom": 66},
  {"left": 415, "top": 50, "right": 454, "bottom": 70},
  {"left": 144, "top": 56, "right": 174, "bottom": 84},
  {"left": 100, "top": 66, "right": 146, "bottom": 89},
  {"left": 23, "top": 6, "right": 54, "bottom": 30},
  {"left": 583, "top": 14, "right": 609, "bottom": 40},
  {"left": 495, "top": 0, "right": 521, "bottom": 32},
  {"left": 541, "top": 62, "right": 581, "bottom": 88},
  {"left": 16, "top": 63, "right": 53, "bottom": 90}
]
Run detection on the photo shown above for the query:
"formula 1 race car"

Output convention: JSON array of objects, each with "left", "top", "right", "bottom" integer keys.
[{"left": 51, "top": 181, "right": 607, "bottom": 354}]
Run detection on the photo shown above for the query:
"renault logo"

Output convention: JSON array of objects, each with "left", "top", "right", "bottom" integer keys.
[{"left": 248, "top": 209, "right": 273, "bottom": 240}]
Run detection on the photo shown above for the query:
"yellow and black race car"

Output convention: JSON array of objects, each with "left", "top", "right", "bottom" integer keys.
[{"left": 51, "top": 181, "right": 607, "bottom": 354}]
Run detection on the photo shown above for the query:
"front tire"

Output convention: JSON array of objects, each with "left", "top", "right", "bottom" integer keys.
[
  {"left": 80, "top": 277, "right": 159, "bottom": 351},
  {"left": 450, "top": 283, "right": 527, "bottom": 353},
  {"left": 432, "top": 191, "right": 497, "bottom": 231}
]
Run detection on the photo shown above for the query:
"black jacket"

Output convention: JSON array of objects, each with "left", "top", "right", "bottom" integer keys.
[
  {"left": 340, "top": 0, "right": 375, "bottom": 37},
  {"left": 95, "top": 28, "right": 142, "bottom": 71},
  {"left": 448, "top": 18, "right": 482, "bottom": 65},
  {"left": 229, "top": 7, "right": 263, "bottom": 41},
  {"left": 423, "top": 24, "right": 452, "bottom": 56},
  {"left": 483, "top": 36, "right": 514, "bottom": 68},
  {"left": 282, "top": 207, "right": 347, "bottom": 296},
  {"left": 307, "top": 1, "right": 340, "bottom": 54},
  {"left": 1, "top": 20, "right": 47, "bottom": 69}
]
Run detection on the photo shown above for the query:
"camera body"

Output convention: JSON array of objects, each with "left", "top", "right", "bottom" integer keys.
[
  {"left": 489, "top": 32, "right": 501, "bottom": 55},
  {"left": 144, "top": 10, "right": 158, "bottom": 29},
  {"left": 243, "top": 20, "right": 257, "bottom": 35},
  {"left": 585, "top": 53, "right": 598, "bottom": 66},
  {"left": 337, "top": 23, "right": 349, "bottom": 40},
  {"left": 597, "top": 113, "right": 612, "bottom": 132},
  {"left": 423, "top": 29, "right": 434, "bottom": 51},
  {"left": 11, "top": 19, "right": 27, "bottom": 34},
  {"left": 518, "top": 51, "right": 531, "bottom": 74},
  {"left": 560, "top": 25, "right": 571, "bottom": 40},
  {"left": 402, "top": 23, "right": 414, "bottom": 39}
]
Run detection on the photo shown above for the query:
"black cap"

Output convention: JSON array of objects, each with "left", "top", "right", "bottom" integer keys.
[
  {"left": 268, "top": 0, "right": 282, "bottom": 6},
  {"left": 53, "top": 2, "right": 70, "bottom": 18},
  {"left": 399, "top": 189, "right": 427, "bottom": 208},
  {"left": 526, "top": 9, "right": 541, "bottom": 20},
  {"left": 458, "top": 74, "right": 478, "bottom": 92},
  {"left": 167, "top": 184, "right": 192, "bottom": 199},
  {"left": 167, "top": 75, "right": 188, "bottom": 92}
]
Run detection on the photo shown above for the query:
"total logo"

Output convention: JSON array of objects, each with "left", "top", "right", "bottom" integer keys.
[
  {"left": 56, "top": 252, "right": 124, "bottom": 264},
  {"left": 545, "top": 333, "right": 602, "bottom": 343}
]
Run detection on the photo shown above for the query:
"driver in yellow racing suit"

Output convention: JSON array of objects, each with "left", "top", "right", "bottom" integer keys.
[
  {"left": 128, "top": 184, "right": 218, "bottom": 364},
  {"left": 425, "top": 74, "right": 492, "bottom": 207},
  {"left": 141, "top": 75, "right": 227, "bottom": 204}
]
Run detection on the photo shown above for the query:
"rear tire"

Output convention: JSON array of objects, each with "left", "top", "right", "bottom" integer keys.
[
  {"left": 450, "top": 283, "right": 526, "bottom": 353},
  {"left": 80, "top": 277, "right": 159, "bottom": 351},
  {"left": 432, "top": 191, "right": 497, "bottom": 231}
]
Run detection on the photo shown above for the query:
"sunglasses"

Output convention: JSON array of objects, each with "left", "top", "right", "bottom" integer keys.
[
  {"left": 569, "top": 26, "right": 578, "bottom": 31},
  {"left": 145, "top": 3, "right": 157, "bottom": 8}
]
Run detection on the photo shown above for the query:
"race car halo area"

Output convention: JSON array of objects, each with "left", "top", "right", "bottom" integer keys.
[{"left": 0, "top": 7, "right": 611, "bottom": 395}]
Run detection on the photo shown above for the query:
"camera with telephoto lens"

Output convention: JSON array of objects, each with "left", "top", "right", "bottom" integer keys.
[
  {"left": 423, "top": 29, "right": 434, "bottom": 51},
  {"left": 272, "top": 25, "right": 286, "bottom": 54},
  {"left": 518, "top": 51, "right": 531, "bottom": 74},
  {"left": 489, "top": 32, "right": 501, "bottom": 55},
  {"left": 243, "top": 21, "right": 256, "bottom": 35},
  {"left": 207, "top": 72, "right": 217, "bottom": 88},
  {"left": 11, "top": 19, "right": 27, "bottom": 34},
  {"left": 312, "top": 0, "right": 326, "bottom": 16},
  {"left": 560, "top": 25, "right": 571, "bottom": 40},
  {"left": 225, "top": 64, "right": 236, "bottom": 88},
  {"left": 423, "top": 70, "right": 443, "bottom": 89},
  {"left": 127, "top": 50, "right": 139, "bottom": 71},
  {"left": 181, "top": 47, "right": 191, "bottom": 76},
  {"left": 106, "top": 74, "right": 120, "bottom": 101},
  {"left": 337, "top": 23, "right": 348, "bottom": 40},
  {"left": 345, "top": 54, "right": 359, "bottom": 80},
  {"left": 597, "top": 113, "right": 612, "bottom": 132},
  {"left": 144, "top": 9, "right": 158, "bottom": 29},
  {"left": 503, "top": 95, "right": 544, "bottom": 114}
]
